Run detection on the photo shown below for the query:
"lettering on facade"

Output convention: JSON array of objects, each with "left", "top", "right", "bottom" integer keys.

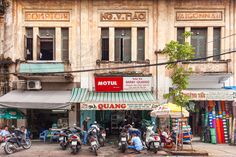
[
  {"left": 100, "top": 10, "right": 147, "bottom": 22},
  {"left": 25, "top": 11, "right": 70, "bottom": 21},
  {"left": 176, "top": 11, "right": 223, "bottom": 21}
]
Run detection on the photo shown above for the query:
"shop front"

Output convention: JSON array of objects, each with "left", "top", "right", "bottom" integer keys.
[
  {"left": 183, "top": 89, "right": 236, "bottom": 144},
  {"left": 0, "top": 90, "right": 71, "bottom": 138},
  {"left": 70, "top": 76, "right": 159, "bottom": 135}
]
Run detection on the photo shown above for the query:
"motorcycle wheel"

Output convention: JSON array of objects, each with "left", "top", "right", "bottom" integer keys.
[
  {"left": 4, "top": 142, "right": 14, "bottom": 154},
  {"left": 60, "top": 143, "right": 66, "bottom": 150},
  {"left": 151, "top": 142, "right": 158, "bottom": 154},
  {"left": 145, "top": 142, "right": 150, "bottom": 150},
  {"left": 22, "top": 139, "right": 32, "bottom": 149},
  {"left": 121, "top": 144, "right": 126, "bottom": 153},
  {"left": 99, "top": 138, "right": 105, "bottom": 147},
  {"left": 94, "top": 147, "right": 98, "bottom": 156},
  {"left": 71, "top": 148, "right": 77, "bottom": 154}
]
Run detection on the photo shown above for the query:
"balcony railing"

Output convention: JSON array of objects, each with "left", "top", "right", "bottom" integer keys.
[
  {"left": 95, "top": 60, "right": 151, "bottom": 76},
  {"left": 17, "top": 61, "right": 73, "bottom": 81},
  {"left": 182, "top": 60, "right": 231, "bottom": 74}
]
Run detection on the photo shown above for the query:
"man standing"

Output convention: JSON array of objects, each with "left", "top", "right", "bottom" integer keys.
[
  {"left": 128, "top": 133, "right": 143, "bottom": 153},
  {"left": 82, "top": 117, "right": 90, "bottom": 145}
]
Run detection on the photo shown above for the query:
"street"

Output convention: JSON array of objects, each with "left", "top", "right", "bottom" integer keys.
[{"left": 0, "top": 141, "right": 236, "bottom": 157}]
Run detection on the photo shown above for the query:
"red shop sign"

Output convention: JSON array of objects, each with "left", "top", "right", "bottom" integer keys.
[{"left": 95, "top": 77, "right": 123, "bottom": 92}]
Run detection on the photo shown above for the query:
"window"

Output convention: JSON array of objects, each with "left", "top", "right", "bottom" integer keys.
[
  {"left": 101, "top": 28, "right": 109, "bottom": 61},
  {"left": 191, "top": 28, "right": 207, "bottom": 60},
  {"left": 38, "top": 28, "right": 55, "bottom": 60},
  {"left": 213, "top": 28, "right": 221, "bottom": 61},
  {"left": 61, "top": 28, "right": 69, "bottom": 61},
  {"left": 137, "top": 28, "right": 145, "bottom": 61},
  {"left": 177, "top": 27, "right": 185, "bottom": 44},
  {"left": 25, "top": 28, "right": 33, "bottom": 60},
  {"left": 115, "top": 28, "right": 131, "bottom": 62}
]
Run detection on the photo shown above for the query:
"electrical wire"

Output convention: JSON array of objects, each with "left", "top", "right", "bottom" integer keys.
[{"left": 0, "top": 49, "right": 234, "bottom": 76}]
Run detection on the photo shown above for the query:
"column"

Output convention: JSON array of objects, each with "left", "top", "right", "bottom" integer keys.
[
  {"left": 69, "top": 104, "right": 78, "bottom": 126},
  {"left": 109, "top": 27, "right": 115, "bottom": 61},
  {"left": 207, "top": 27, "right": 213, "bottom": 61},
  {"left": 33, "top": 27, "right": 39, "bottom": 61},
  {"left": 55, "top": 27, "right": 61, "bottom": 61},
  {"left": 131, "top": 27, "right": 137, "bottom": 61}
]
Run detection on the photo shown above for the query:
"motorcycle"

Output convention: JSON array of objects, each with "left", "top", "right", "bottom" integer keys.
[
  {"left": 97, "top": 126, "right": 106, "bottom": 147},
  {"left": 145, "top": 126, "right": 161, "bottom": 153},
  {"left": 59, "top": 128, "right": 72, "bottom": 150},
  {"left": 88, "top": 127, "right": 99, "bottom": 156},
  {"left": 4, "top": 130, "right": 31, "bottom": 154},
  {"left": 118, "top": 126, "right": 128, "bottom": 153},
  {"left": 0, "top": 134, "right": 12, "bottom": 149},
  {"left": 69, "top": 128, "right": 82, "bottom": 154}
]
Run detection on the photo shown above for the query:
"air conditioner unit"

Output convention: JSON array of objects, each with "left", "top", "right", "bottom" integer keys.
[{"left": 27, "top": 80, "right": 42, "bottom": 90}]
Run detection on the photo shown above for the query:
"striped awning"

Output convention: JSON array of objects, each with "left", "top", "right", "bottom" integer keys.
[
  {"left": 70, "top": 88, "right": 156, "bottom": 104},
  {"left": 70, "top": 88, "right": 159, "bottom": 110}
]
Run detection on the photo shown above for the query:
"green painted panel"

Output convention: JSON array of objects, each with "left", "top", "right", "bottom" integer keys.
[{"left": 20, "top": 63, "right": 64, "bottom": 73}]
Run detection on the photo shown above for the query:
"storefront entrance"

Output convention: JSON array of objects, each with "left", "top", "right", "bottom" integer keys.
[
  {"left": 27, "top": 109, "right": 68, "bottom": 139},
  {"left": 80, "top": 110, "right": 151, "bottom": 135}
]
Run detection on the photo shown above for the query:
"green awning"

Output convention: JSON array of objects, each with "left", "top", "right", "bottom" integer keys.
[
  {"left": 70, "top": 88, "right": 159, "bottom": 110},
  {"left": 0, "top": 109, "right": 25, "bottom": 119}
]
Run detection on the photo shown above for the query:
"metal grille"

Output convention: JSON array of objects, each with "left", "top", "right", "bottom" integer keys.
[{"left": 213, "top": 28, "right": 221, "bottom": 60}]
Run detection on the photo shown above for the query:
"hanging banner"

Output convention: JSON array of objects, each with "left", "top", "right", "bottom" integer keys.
[
  {"left": 95, "top": 76, "right": 152, "bottom": 92},
  {"left": 182, "top": 90, "right": 236, "bottom": 101},
  {"left": 80, "top": 103, "right": 159, "bottom": 110}
]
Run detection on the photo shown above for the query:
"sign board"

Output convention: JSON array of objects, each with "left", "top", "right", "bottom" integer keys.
[
  {"left": 25, "top": 11, "right": 70, "bottom": 22},
  {"left": 182, "top": 90, "right": 236, "bottom": 101},
  {"left": 99, "top": 10, "right": 148, "bottom": 22},
  {"left": 95, "top": 77, "right": 152, "bottom": 92},
  {"left": 95, "top": 77, "right": 123, "bottom": 92},
  {"left": 80, "top": 103, "right": 159, "bottom": 110},
  {"left": 176, "top": 11, "right": 223, "bottom": 21},
  {"left": 123, "top": 77, "right": 152, "bottom": 91}
]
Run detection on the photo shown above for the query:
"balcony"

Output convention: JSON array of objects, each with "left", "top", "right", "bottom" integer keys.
[
  {"left": 17, "top": 61, "right": 73, "bottom": 82},
  {"left": 182, "top": 60, "right": 231, "bottom": 74},
  {"left": 95, "top": 60, "right": 151, "bottom": 76},
  {"left": 182, "top": 60, "right": 232, "bottom": 88}
]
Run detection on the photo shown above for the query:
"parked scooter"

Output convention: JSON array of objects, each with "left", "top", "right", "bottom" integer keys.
[
  {"left": 4, "top": 130, "right": 31, "bottom": 154},
  {"left": 88, "top": 126, "right": 99, "bottom": 156},
  {"left": 144, "top": 126, "right": 161, "bottom": 153},
  {"left": 69, "top": 127, "right": 82, "bottom": 154},
  {"left": 97, "top": 126, "right": 106, "bottom": 147},
  {"left": 118, "top": 126, "right": 129, "bottom": 153},
  {"left": 59, "top": 128, "right": 73, "bottom": 150}
]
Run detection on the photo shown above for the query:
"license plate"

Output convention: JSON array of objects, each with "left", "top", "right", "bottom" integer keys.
[
  {"left": 121, "top": 137, "right": 126, "bottom": 142},
  {"left": 59, "top": 137, "right": 64, "bottom": 141},
  {"left": 154, "top": 142, "right": 159, "bottom": 147},
  {"left": 71, "top": 141, "right": 77, "bottom": 145},
  {"left": 91, "top": 141, "right": 97, "bottom": 146},
  {"left": 102, "top": 133, "right": 106, "bottom": 137}
]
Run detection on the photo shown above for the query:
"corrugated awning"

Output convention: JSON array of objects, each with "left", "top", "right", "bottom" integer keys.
[
  {"left": 70, "top": 88, "right": 159, "bottom": 110},
  {"left": 0, "top": 90, "right": 71, "bottom": 109}
]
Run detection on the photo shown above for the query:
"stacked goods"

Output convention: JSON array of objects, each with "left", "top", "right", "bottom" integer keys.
[
  {"left": 222, "top": 101, "right": 229, "bottom": 143},
  {"left": 210, "top": 128, "right": 217, "bottom": 144}
]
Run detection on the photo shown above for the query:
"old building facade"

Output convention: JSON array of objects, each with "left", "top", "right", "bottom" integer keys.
[{"left": 0, "top": 0, "right": 236, "bottom": 142}]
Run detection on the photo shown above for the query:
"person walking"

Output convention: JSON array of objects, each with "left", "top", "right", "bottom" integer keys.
[{"left": 82, "top": 117, "right": 90, "bottom": 145}]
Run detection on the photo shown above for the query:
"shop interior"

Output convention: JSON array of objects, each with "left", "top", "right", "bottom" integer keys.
[{"left": 27, "top": 109, "right": 68, "bottom": 139}]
